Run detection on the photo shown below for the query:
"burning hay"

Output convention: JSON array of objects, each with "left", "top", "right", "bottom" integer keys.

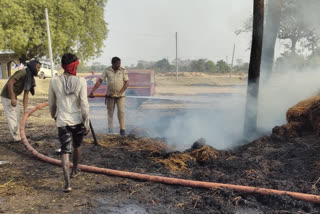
[
  {"left": 190, "top": 146, "right": 219, "bottom": 163},
  {"left": 155, "top": 139, "right": 221, "bottom": 172},
  {"left": 273, "top": 95, "right": 320, "bottom": 138},
  {"left": 94, "top": 134, "right": 169, "bottom": 154},
  {"left": 154, "top": 153, "right": 196, "bottom": 172}
]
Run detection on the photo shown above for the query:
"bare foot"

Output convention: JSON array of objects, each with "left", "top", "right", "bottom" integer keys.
[
  {"left": 70, "top": 168, "right": 81, "bottom": 178},
  {"left": 63, "top": 187, "right": 72, "bottom": 193}
]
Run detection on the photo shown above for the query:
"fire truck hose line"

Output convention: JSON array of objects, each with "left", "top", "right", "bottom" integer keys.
[{"left": 20, "top": 102, "right": 320, "bottom": 204}]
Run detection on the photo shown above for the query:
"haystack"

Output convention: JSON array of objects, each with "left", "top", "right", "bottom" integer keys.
[
  {"left": 273, "top": 95, "right": 320, "bottom": 138},
  {"left": 155, "top": 140, "right": 220, "bottom": 172},
  {"left": 154, "top": 153, "right": 196, "bottom": 172}
]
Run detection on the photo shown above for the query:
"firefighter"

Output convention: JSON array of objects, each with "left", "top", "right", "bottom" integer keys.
[{"left": 88, "top": 57, "right": 129, "bottom": 136}]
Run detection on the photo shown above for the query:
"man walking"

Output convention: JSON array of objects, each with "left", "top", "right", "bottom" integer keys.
[
  {"left": 1, "top": 59, "right": 41, "bottom": 141},
  {"left": 48, "top": 53, "right": 89, "bottom": 192},
  {"left": 88, "top": 57, "right": 129, "bottom": 136}
]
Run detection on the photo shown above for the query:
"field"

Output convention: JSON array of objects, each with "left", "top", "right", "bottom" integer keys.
[{"left": 1, "top": 73, "right": 320, "bottom": 213}]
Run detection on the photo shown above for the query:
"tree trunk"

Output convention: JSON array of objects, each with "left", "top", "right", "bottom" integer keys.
[
  {"left": 244, "top": 0, "right": 264, "bottom": 138},
  {"left": 260, "top": 0, "right": 282, "bottom": 81},
  {"left": 291, "top": 37, "right": 297, "bottom": 54}
]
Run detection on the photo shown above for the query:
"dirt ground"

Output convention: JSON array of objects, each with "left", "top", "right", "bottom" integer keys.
[{"left": 1, "top": 74, "right": 320, "bottom": 213}]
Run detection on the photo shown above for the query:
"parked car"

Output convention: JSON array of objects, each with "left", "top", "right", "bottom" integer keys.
[{"left": 38, "top": 62, "right": 59, "bottom": 79}]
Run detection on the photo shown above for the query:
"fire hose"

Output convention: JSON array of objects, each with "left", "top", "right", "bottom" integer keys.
[{"left": 20, "top": 102, "right": 320, "bottom": 204}]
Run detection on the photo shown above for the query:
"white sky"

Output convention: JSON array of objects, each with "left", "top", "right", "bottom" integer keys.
[{"left": 93, "top": 0, "right": 253, "bottom": 66}]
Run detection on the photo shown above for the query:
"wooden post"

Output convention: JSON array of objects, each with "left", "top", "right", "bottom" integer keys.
[{"left": 244, "top": 0, "right": 264, "bottom": 138}]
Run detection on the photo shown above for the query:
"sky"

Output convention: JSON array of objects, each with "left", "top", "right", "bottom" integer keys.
[{"left": 92, "top": 0, "right": 253, "bottom": 66}]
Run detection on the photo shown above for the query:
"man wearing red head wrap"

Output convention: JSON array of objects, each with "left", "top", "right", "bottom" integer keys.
[
  {"left": 62, "top": 58, "right": 79, "bottom": 76},
  {"left": 48, "top": 53, "right": 90, "bottom": 192}
]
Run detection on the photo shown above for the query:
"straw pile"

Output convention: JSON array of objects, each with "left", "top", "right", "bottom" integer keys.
[
  {"left": 273, "top": 95, "right": 320, "bottom": 138},
  {"left": 155, "top": 153, "right": 196, "bottom": 172},
  {"left": 155, "top": 143, "right": 220, "bottom": 172}
]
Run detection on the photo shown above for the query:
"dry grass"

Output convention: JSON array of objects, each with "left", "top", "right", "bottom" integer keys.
[
  {"left": 97, "top": 135, "right": 169, "bottom": 154},
  {"left": 287, "top": 96, "right": 320, "bottom": 121},
  {"left": 155, "top": 73, "right": 245, "bottom": 87},
  {"left": 155, "top": 153, "right": 195, "bottom": 172},
  {"left": 190, "top": 146, "right": 219, "bottom": 162},
  {"left": 154, "top": 146, "right": 220, "bottom": 172}
]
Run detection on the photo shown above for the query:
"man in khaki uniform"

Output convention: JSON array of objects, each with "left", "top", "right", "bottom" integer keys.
[
  {"left": 88, "top": 57, "right": 129, "bottom": 136},
  {"left": 1, "top": 60, "right": 41, "bottom": 141}
]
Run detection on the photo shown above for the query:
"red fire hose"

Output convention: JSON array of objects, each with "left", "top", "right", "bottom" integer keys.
[{"left": 20, "top": 102, "right": 320, "bottom": 204}]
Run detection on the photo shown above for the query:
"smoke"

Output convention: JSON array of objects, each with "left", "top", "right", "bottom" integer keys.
[
  {"left": 258, "top": 68, "right": 320, "bottom": 132},
  {"left": 128, "top": 67, "right": 320, "bottom": 150},
  {"left": 127, "top": 93, "right": 247, "bottom": 150},
  {"left": 91, "top": 0, "right": 320, "bottom": 150}
]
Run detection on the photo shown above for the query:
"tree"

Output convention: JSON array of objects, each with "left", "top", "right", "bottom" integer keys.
[
  {"left": 238, "top": 0, "right": 320, "bottom": 65},
  {"left": 274, "top": 51, "right": 305, "bottom": 72},
  {"left": 261, "top": 0, "right": 282, "bottom": 81},
  {"left": 154, "top": 58, "right": 171, "bottom": 72},
  {"left": 205, "top": 60, "right": 216, "bottom": 73},
  {"left": 0, "top": 0, "right": 108, "bottom": 61},
  {"left": 190, "top": 59, "right": 206, "bottom": 72},
  {"left": 216, "top": 60, "right": 230, "bottom": 73},
  {"left": 244, "top": 0, "right": 264, "bottom": 137}
]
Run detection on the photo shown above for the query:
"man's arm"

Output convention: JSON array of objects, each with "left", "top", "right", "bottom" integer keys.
[
  {"left": 7, "top": 78, "right": 17, "bottom": 107},
  {"left": 79, "top": 79, "right": 90, "bottom": 135},
  {"left": 48, "top": 79, "right": 57, "bottom": 119},
  {"left": 88, "top": 79, "right": 103, "bottom": 98},
  {"left": 119, "top": 80, "right": 129, "bottom": 95},
  {"left": 23, "top": 90, "right": 29, "bottom": 113}
]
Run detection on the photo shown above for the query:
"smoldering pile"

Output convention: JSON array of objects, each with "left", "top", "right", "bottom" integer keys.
[{"left": 272, "top": 95, "right": 320, "bottom": 138}]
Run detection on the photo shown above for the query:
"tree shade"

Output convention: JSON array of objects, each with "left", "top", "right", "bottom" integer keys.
[{"left": 0, "top": 0, "right": 108, "bottom": 61}]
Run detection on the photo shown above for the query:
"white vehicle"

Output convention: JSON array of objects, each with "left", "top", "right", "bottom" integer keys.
[{"left": 38, "top": 62, "right": 58, "bottom": 79}]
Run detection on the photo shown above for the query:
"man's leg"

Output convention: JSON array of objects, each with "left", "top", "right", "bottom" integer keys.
[
  {"left": 61, "top": 153, "right": 71, "bottom": 192},
  {"left": 116, "top": 97, "right": 126, "bottom": 135},
  {"left": 107, "top": 97, "right": 116, "bottom": 133},
  {"left": 58, "top": 127, "right": 73, "bottom": 192},
  {"left": 70, "top": 124, "right": 84, "bottom": 178},
  {"left": 1, "top": 96, "right": 21, "bottom": 141},
  {"left": 71, "top": 147, "right": 81, "bottom": 177}
]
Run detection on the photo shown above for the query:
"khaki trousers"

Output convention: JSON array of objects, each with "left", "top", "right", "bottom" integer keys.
[
  {"left": 106, "top": 97, "right": 125, "bottom": 130},
  {"left": 1, "top": 96, "right": 22, "bottom": 141}
]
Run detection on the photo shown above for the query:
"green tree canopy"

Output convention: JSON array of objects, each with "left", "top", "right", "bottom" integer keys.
[
  {"left": 190, "top": 59, "right": 216, "bottom": 73},
  {"left": 237, "top": 0, "right": 320, "bottom": 55},
  {"left": 154, "top": 58, "right": 171, "bottom": 72},
  {"left": 216, "top": 60, "right": 230, "bottom": 73},
  {"left": 0, "top": 0, "right": 108, "bottom": 61}
]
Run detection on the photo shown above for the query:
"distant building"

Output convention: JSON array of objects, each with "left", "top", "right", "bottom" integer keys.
[{"left": 0, "top": 50, "right": 19, "bottom": 79}]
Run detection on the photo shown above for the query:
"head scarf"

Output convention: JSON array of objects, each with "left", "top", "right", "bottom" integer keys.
[
  {"left": 62, "top": 59, "right": 79, "bottom": 76},
  {"left": 24, "top": 60, "right": 39, "bottom": 96}
]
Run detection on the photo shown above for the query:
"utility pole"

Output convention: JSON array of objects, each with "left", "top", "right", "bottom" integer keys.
[
  {"left": 243, "top": 0, "right": 264, "bottom": 138},
  {"left": 175, "top": 32, "right": 178, "bottom": 80},
  {"left": 45, "top": 8, "right": 54, "bottom": 77},
  {"left": 230, "top": 44, "right": 236, "bottom": 79}
]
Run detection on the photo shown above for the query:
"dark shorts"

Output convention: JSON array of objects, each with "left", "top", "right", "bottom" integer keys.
[{"left": 58, "top": 123, "right": 85, "bottom": 154}]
